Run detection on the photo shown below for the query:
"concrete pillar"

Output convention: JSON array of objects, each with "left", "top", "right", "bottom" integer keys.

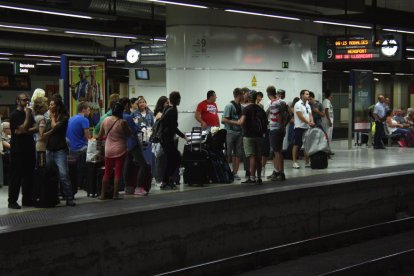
[{"left": 166, "top": 6, "right": 323, "bottom": 132}]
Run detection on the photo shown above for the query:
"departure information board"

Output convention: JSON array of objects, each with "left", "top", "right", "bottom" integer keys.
[{"left": 317, "top": 34, "right": 403, "bottom": 62}]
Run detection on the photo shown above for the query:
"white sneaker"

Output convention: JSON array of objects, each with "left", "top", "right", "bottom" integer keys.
[
  {"left": 292, "top": 162, "right": 300, "bottom": 169},
  {"left": 234, "top": 174, "right": 241, "bottom": 181}
]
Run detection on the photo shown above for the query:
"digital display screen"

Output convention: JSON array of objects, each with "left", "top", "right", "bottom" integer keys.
[
  {"left": 317, "top": 34, "right": 403, "bottom": 62},
  {"left": 135, "top": 69, "right": 149, "bottom": 80}
]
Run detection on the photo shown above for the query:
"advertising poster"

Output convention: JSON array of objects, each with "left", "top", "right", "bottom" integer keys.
[
  {"left": 351, "top": 70, "right": 373, "bottom": 131},
  {"left": 68, "top": 60, "right": 105, "bottom": 125}
]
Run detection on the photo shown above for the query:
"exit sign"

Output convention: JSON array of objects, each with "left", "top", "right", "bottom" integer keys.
[
  {"left": 282, "top": 61, "right": 289, "bottom": 69},
  {"left": 14, "top": 62, "right": 36, "bottom": 74}
]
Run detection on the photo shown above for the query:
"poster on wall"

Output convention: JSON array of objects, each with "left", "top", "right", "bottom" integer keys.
[
  {"left": 351, "top": 69, "right": 373, "bottom": 131},
  {"left": 67, "top": 59, "right": 106, "bottom": 125}
]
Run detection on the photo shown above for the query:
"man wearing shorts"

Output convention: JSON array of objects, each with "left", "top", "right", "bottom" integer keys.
[
  {"left": 237, "top": 90, "right": 268, "bottom": 184},
  {"left": 292, "top": 90, "right": 314, "bottom": 169},
  {"left": 222, "top": 88, "right": 243, "bottom": 181}
]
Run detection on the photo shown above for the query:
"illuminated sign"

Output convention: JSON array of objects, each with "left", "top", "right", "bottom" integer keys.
[
  {"left": 14, "top": 62, "right": 36, "bottom": 74},
  {"left": 317, "top": 34, "right": 403, "bottom": 62}
]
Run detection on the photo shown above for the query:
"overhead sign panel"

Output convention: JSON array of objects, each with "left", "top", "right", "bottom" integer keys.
[{"left": 317, "top": 34, "right": 403, "bottom": 62}]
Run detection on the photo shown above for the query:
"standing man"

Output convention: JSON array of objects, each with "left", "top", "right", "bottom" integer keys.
[
  {"left": 322, "top": 90, "right": 334, "bottom": 145},
  {"left": 373, "top": 94, "right": 387, "bottom": 149},
  {"left": 66, "top": 101, "right": 90, "bottom": 189},
  {"left": 266, "top": 86, "right": 288, "bottom": 181},
  {"left": 292, "top": 90, "right": 314, "bottom": 169},
  {"left": 8, "top": 93, "right": 37, "bottom": 209},
  {"left": 237, "top": 90, "right": 268, "bottom": 184},
  {"left": 195, "top": 90, "right": 219, "bottom": 129},
  {"left": 221, "top": 88, "right": 243, "bottom": 181},
  {"left": 309, "top": 91, "right": 325, "bottom": 127}
]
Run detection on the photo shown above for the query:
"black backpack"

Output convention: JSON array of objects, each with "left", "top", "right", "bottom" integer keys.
[
  {"left": 149, "top": 107, "right": 172, "bottom": 143},
  {"left": 252, "top": 106, "right": 268, "bottom": 136},
  {"left": 279, "top": 101, "right": 291, "bottom": 127}
]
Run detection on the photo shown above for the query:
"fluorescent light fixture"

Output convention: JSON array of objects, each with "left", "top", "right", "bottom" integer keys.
[
  {"left": 146, "top": 0, "right": 207, "bottom": 9},
  {"left": 0, "top": 24, "right": 48, "bottom": 31},
  {"left": 343, "top": 71, "right": 350, "bottom": 73},
  {"left": 406, "top": 48, "right": 414, "bottom": 51},
  {"left": 225, "top": 9, "right": 300, "bottom": 21},
  {"left": 152, "top": 38, "right": 167, "bottom": 42},
  {"left": 107, "top": 58, "right": 125, "bottom": 63},
  {"left": 65, "top": 30, "right": 137, "bottom": 39},
  {"left": 383, "top": 28, "right": 414, "bottom": 35},
  {"left": 373, "top": 72, "right": 391, "bottom": 75},
  {"left": 395, "top": 73, "right": 414, "bottom": 76},
  {"left": 25, "top": 54, "right": 60, "bottom": 58},
  {"left": 36, "top": 63, "right": 52, "bottom": 66},
  {"left": 0, "top": 52, "right": 12, "bottom": 55},
  {"left": 0, "top": 57, "right": 10, "bottom": 60},
  {"left": 407, "top": 57, "right": 414, "bottom": 60},
  {"left": 0, "top": 4, "right": 92, "bottom": 19},
  {"left": 142, "top": 53, "right": 165, "bottom": 56},
  {"left": 43, "top": 59, "right": 60, "bottom": 63},
  {"left": 314, "top": 20, "right": 372, "bottom": 29}
]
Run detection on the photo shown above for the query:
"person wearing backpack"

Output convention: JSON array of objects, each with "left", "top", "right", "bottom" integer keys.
[
  {"left": 221, "top": 88, "right": 243, "bottom": 181},
  {"left": 160, "top": 91, "right": 187, "bottom": 189},
  {"left": 292, "top": 89, "right": 314, "bottom": 169},
  {"left": 236, "top": 90, "right": 268, "bottom": 184},
  {"left": 266, "top": 86, "right": 289, "bottom": 181}
]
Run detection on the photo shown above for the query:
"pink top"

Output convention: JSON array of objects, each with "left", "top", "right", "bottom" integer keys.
[{"left": 102, "top": 117, "right": 127, "bottom": 158}]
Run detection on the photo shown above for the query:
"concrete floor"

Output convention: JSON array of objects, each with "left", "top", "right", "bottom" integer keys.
[{"left": 0, "top": 139, "right": 413, "bottom": 217}]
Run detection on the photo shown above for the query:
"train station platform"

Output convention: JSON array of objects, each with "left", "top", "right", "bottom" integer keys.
[{"left": 0, "top": 140, "right": 414, "bottom": 275}]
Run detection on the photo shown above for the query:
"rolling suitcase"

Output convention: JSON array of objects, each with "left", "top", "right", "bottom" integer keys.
[
  {"left": 182, "top": 127, "right": 210, "bottom": 186},
  {"left": 33, "top": 163, "right": 60, "bottom": 208},
  {"left": 67, "top": 154, "right": 78, "bottom": 197},
  {"left": 85, "top": 161, "right": 103, "bottom": 197}
]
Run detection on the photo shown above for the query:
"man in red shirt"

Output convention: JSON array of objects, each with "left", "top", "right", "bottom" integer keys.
[{"left": 195, "top": 90, "right": 219, "bottom": 129}]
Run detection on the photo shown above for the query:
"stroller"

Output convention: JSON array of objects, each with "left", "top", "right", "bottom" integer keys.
[{"left": 303, "top": 126, "right": 330, "bottom": 169}]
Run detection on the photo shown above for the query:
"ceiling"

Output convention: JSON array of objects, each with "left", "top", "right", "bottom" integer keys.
[{"left": 1, "top": 0, "right": 414, "bottom": 77}]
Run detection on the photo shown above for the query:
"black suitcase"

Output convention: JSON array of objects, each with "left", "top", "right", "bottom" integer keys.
[
  {"left": 33, "top": 163, "right": 60, "bottom": 208},
  {"left": 66, "top": 154, "right": 78, "bottom": 198},
  {"left": 182, "top": 145, "right": 210, "bottom": 185},
  {"left": 85, "top": 161, "right": 103, "bottom": 197},
  {"left": 310, "top": 151, "right": 328, "bottom": 169},
  {"left": 182, "top": 127, "right": 210, "bottom": 185}
]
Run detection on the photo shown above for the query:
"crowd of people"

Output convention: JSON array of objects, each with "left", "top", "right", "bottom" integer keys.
[
  {"left": 372, "top": 94, "right": 414, "bottom": 148},
  {"left": 0, "top": 86, "right": 337, "bottom": 209}
]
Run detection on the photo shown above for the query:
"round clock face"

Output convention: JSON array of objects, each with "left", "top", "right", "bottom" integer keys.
[
  {"left": 126, "top": 48, "right": 140, "bottom": 63},
  {"left": 381, "top": 40, "right": 399, "bottom": 57}
]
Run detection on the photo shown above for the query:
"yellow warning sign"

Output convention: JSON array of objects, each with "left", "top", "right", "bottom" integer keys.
[{"left": 251, "top": 75, "right": 257, "bottom": 87}]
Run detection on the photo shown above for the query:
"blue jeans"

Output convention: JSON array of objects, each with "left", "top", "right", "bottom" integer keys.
[{"left": 47, "top": 149, "right": 72, "bottom": 199}]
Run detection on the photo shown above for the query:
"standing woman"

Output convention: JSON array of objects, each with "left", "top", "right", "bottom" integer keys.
[
  {"left": 132, "top": 96, "right": 155, "bottom": 128},
  {"left": 160, "top": 92, "right": 187, "bottom": 189},
  {"left": 43, "top": 95, "right": 75, "bottom": 206},
  {"left": 152, "top": 96, "right": 169, "bottom": 183},
  {"left": 32, "top": 96, "right": 48, "bottom": 168},
  {"left": 97, "top": 102, "right": 131, "bottom": 199}
]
